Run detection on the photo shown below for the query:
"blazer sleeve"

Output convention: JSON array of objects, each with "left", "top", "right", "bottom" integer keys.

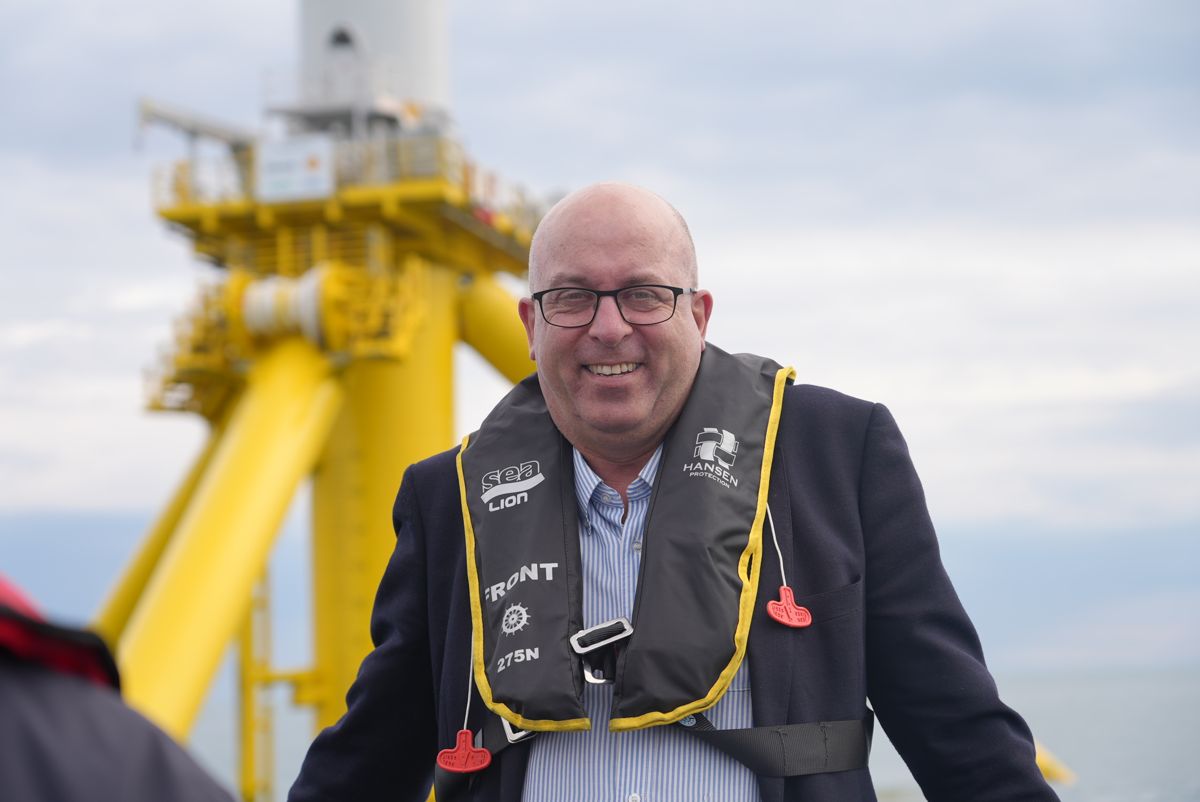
[
  {"left": 860, "top": 403, "right": 1059, "bottom": 801},
  {"left": 288, "top": 466, "right": 437, "bottom": 802}
]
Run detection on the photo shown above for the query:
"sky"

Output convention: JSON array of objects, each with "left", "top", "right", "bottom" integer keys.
[{"left": 1, "top": 0, "right": 1198, "bottom": 789}]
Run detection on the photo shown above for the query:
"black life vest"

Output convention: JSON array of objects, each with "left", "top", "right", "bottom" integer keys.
[{"left": 456, "top": 346, "right": 793, "bottom": 732}]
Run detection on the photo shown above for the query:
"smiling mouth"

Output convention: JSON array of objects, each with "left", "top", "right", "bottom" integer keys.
[{"left": 586, "top": 362, "right": 641, "bottom": 376}]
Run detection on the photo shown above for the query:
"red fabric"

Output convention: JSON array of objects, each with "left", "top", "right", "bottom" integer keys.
[
  {"left": 0, "top": 574, "right": 43, "bottom": 620},
  {"left": 0, "top": 574, "right": 114, "bottom": 688}
]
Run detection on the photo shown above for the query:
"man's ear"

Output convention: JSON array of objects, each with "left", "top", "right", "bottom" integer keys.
[
  {"left": 517, "top": 296, "right": 537, "bottom": 360},
  {"left": 691, "top": 289, "right": 714, "bottom": 346}
]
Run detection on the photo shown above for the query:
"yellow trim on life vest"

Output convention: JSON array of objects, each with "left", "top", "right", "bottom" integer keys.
[
  {"left": 456, "top": 435, "right": 591, "bottom": 733},
  {"left": 609, "top": 364, "right": 795, "bottom": 731}
]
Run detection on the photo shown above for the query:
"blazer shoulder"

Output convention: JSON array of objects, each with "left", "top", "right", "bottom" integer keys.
[
  {"left": 392, "top": 445, "right": 462, "bottom": 532},
  {"left": 407, "top": 444, "right": 461, "bottom": 486},
  {"left": 783, "top": 383, "right": 878, "bottom": 429}
]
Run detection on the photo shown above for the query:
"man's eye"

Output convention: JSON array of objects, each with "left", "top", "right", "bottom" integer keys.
[
  {"left": 621, "top": 287, "right": 667, "bottom": 307},
  {"left": 549, "top": 290, "right": 594, "bottom": 306}
]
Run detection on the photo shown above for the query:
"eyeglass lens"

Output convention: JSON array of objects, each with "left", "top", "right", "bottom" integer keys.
[{"left": 541, "top": 286, "right": 678, "bottom": 327}]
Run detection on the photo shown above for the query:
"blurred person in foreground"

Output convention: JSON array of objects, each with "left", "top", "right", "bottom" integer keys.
[
  {"left": 0, "top": 573, "right": 234, "bottom": 802},
  {"left": 290, "top": 183, "right": 1059, "bottom": 801}
]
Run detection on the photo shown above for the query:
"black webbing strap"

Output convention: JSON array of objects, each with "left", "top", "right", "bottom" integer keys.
[
  {"left": 570, "top": 617, "right": 633, "bottom": 684},
  {"left": 433, "top": 713, "right": 533, "bottom": 802},
  {"left": 678, "top": 710, "right": 874, "bottom": 777},
  {"left": 432, "top": 763, "right": 470, "bottom": 802},
  {"left": 434, "top": 707, "right": 873, "bottom": 798}
]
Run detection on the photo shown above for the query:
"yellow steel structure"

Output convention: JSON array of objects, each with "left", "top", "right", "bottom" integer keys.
[
  {"left": 1035, "top": 743, "right": 1077, "bottom": 786},
  {"left": 95, "top": 131, "right": 538, "bottom": 798},
  {"left": 120, "top": 336, "right": 343, "bottom": 736}
]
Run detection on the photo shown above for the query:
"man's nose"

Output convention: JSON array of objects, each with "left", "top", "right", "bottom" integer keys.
[{"left": 588, "top": 295, "right": 632, "bottom": 342}]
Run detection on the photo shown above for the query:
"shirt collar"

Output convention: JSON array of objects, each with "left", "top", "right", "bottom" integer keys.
[{"left": 573, "top": 444, "right": 664, "bottom": 521}]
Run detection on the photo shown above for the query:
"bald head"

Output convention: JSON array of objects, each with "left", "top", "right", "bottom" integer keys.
[{"left": 528, "top": 183, "right": 698, "bottom": 290}]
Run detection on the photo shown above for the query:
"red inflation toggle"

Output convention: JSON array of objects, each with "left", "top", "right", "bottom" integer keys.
[
  {"left": 767, "top": 585, "right": 812, "bottom": 628},
  {"left": 436, "top": 729, "right": 492, "bottom": 773}
]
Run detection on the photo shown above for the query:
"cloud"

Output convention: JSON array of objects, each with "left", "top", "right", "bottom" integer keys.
[
  {"left": 0, "top": 319, "right": 92, "bottom": 350},
  {"left": 453, "top": 0, "right": 1199, "bottom": 226},
  {"left": 1086, "top": 381, "right": 1200, "bottom": 448},
  {"left": 0, "top": 155, "right": 209, "bottom": 510},
  {"left": 0, "top": 380, "right": 207, "bottom": 509},
  {"left": 0, "top": 1, "right": 290, "bottom": 163},
  {"left": 700, "top": 223, "right": 1200, "bottom": 529},
  {"left": 102, "top": 282, "right": 198, "bottom": 313}
]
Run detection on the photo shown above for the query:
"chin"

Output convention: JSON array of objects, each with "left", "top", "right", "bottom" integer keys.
[{"left": 582, "top": 412, "right": 651, "bottom": 439}]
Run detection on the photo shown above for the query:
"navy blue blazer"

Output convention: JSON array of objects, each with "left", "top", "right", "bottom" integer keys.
[{"left": 290, "top": 385, "right": 1058, "bottom": 801}]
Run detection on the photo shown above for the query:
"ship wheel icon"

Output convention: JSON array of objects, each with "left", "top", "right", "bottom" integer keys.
[{"left": 501, "top": 603, "right": 531, "bottom": 636}]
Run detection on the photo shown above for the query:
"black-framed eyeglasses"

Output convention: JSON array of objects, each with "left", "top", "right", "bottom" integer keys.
[{"left": 531, "top": 284, "right": 698, "bottom": 328}]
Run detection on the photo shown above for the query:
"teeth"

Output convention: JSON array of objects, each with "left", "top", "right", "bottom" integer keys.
[{"left": 588, "top": 362, "right": 640, "bottom": 376}]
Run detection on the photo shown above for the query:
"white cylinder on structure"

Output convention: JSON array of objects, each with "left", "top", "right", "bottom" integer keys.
[
  {"left": 241, "top": 270, "right": 324, "bottom": 344},
  {"left": 299, "top": 0, "right": 450, "bottom": 114}
]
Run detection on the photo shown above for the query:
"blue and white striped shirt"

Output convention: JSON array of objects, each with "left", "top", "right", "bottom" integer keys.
[{"left": 521, "top": 447, "right": 761, "bottom": 802}]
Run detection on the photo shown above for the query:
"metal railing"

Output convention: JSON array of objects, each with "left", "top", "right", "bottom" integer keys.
[{"left": 152, "top": 134, "right": 544, "bottom": 232}]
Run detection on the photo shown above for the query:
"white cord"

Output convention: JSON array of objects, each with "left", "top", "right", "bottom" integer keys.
[
  {"left": 766, "top": 503, "right": 788, "bottom": 588},
  {"left": 462, "top": 642, "right": 474, "bottom": 731}
]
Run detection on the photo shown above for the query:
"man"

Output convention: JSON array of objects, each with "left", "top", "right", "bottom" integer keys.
[
  {"left": 0, "top": 574, "right": 235, "bottom": 802},
  {"left": 290, "top": 183, "right": 1058, "bottom": 801}
]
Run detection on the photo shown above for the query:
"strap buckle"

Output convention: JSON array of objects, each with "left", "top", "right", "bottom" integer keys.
[
  {"left": 501, "top": 717, "right": 535, "bottom": 744},
  {"left": 570, "top": 617, "right": 633, "bottom": 684}
]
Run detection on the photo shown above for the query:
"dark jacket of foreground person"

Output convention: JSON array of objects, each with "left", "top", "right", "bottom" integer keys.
[{"left": 0, "top": 575, "right": 234, "bottom": 802}]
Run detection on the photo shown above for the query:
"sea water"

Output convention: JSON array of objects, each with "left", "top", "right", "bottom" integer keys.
[{"left": 868, "top": 669, "right": 1200, "bottom": 802}]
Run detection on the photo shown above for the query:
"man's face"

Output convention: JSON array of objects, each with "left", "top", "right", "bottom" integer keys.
[{"left": 518, "top": 191, "right": 713, "bottom": 462}]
